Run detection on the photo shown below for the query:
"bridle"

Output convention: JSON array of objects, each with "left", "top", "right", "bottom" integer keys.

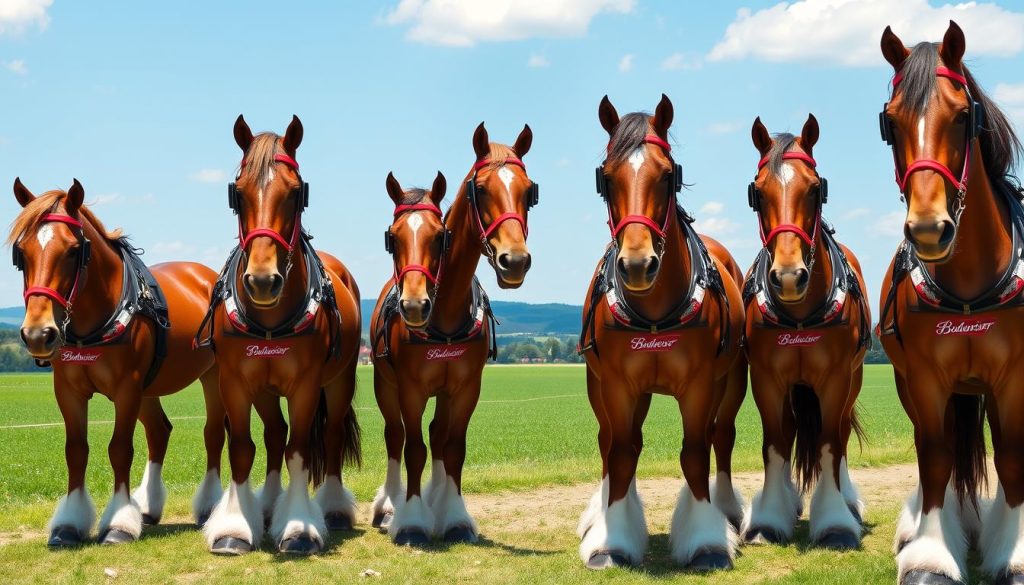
[
  {"left": 13, "top": 213, "right": 92, "bottom": 337},
  {"left": 879, "top": 66, "right": 985, "bottom": 226},
  {"left": 595, "top": 135, "right": 683, "bottom": 257},
  {"left": 465, "top": 157, "right": 538, "bottom": 266},
  {"left": 747, "top": 151, "right": 828, "bottom": 272},
  {"left": 227, "top": 152, "right": 309, "bottom": 275},
  {"left": 385, "top": 202, "right": 452, "bottom": 306}
]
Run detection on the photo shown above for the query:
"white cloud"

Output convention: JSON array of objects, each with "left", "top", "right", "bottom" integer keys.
[
  {"left": 868, "top": 210, "right": 906, "bottom": 237},
  {"left": 843, "top": 207, "right": 871, "bottom": 220},
  {"left": 693, "top": 215, "right": 740, "bottom": 238},
  {"left": 700, "top": 201, "right": 724, "bottom": 215},
  {"left": 90, "top": 193, "right": 122, "bottom": 206},
  {"left": 0, "top": 0, "right": 51, "bottom": 35},
  {"left": 4, "top": 59, "right": 27, "bottom": 75},
  {"left": 660, "top": 52, "right": 702, "bottom": 71},
  {"left": 709, "top": 0, "right": 1024, "bottom": 67},
  {"left": 706, "top": 121, "right": 739, "bottom": 135},
  {"left": 995, "top": 82, "right": 1024, "bottom": 127},
  {"left": 527, "top": 53, "right": 550, "bottom": 68},
  {"left": 385, "top": 0, "right": 635, "bottom": 47},
  {"left": 190, "top": 169, "right": 228, "bottom": 183},
  {"left": 618, "top": 53, "right": 634, "bottom": 72}
]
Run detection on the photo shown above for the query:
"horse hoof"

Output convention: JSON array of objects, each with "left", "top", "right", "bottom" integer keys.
[
  {"left": 744, "top": 525, "right": 785, "bottom": 545},
  {"left": 848, "top": 504, "right": 863, "bottom": 524},
  {"left": 995, "top": 572, "right": 1024, "bottom": 585},
  {"left": 687, "top": 548, "right": 733, "bottom": 572},
  {"left": 816, "top": 529, "right": 860, "bottom": 551},
  {"left": 371, "top": 511, "right": 393, "bottom": 530},
  {"left": 100, "top": 529, "right": 136, "bottom": 545},
  {"left": 324, "top": 512, "right": 353, "bottom": 532},
  {"left": 394, "top": 528, "right": 430, "bottom": 546},
  {"left": 279, "top": 535, "right": 322, "bottom": 555},
  {"left": 141, "top": 513, "right": 160, "bottom": 526},
  {"left": 211, "top": 536, "right": 253, "bottom": 556},
  {"left": 47, "top": 526, "right": 83, "bottom": 549},
  {"left": 586, "top": 550, "right": 633, "bottom": 570},
  {"left": 901, "top": 570, "right": 964, "bottom": 585},
  {"left": 443, "top": 525, "right": 478, "bottom": 544},
  {"left": 195, "top": 512, "right": 210, "bottom": 528}
]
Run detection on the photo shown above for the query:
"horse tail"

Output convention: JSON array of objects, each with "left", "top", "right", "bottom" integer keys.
[
  {"left": 341, "top": 407, "right": 363, "bottom": 469},
  {"left": 309, "top": 388, "right": 328, "bottom": 487},
  {"left": 952, "top": 393, "right": 987, "bottom": 509},
  {"left": 791, "top": 383, "right": 822, "bottom": 494},
  {"left": 850, "top": 402, "right": 866, "bottom": 452}
]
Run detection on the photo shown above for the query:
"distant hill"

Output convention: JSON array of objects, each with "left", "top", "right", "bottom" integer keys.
[{"left": 0, "top": 307, "right": 23, "bottom": 329}]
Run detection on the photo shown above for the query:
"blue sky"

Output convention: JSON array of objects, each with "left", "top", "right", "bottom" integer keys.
[{"left": 3, "top": 0, "right": 1024, "bottom": 308}]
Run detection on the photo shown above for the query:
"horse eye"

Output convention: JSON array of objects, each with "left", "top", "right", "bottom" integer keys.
[{"left": 955, "top": 110, "right": 970, "bottom": 123}]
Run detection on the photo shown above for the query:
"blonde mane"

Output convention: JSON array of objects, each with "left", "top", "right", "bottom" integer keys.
[{"left": 7, "top": 190, "right": 122, "bottom": 246}]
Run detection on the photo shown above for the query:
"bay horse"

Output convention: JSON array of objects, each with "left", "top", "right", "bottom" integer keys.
[
  {"left": 877, "top": 21, "right": 1024, "bottom": 585},
  {"left": 740, "top": 115, "right": 871, "bottom": 550},
  {"left": 8, "top": 179, "right": 226, "bottom": 546},
  {"left": 196, "top": 115, "right": 362, "bottom": 555},
  {"left": 369, "top": 123, "right": 536, "bottom": 545},
  {"left": 576, "top": 95, "right": 747, "bottom": 570}
]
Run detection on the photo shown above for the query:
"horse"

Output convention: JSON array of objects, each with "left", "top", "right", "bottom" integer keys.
[
  {"left": 877, "top": 21, "right": 1024, "bottom": 585},
  {"left": 8, "top": 179, "right": 226, "bottom": 547},
  {"left": 196, "top": 115, "right": 362, "bottom": 555},
  {"left": 740, "top": 115, "right": 871, "bottom": 551},
  {"left": 369, "top": 122, "right": 536, "bottom": 545},
  {"left": 576, "top": 94, "right": 747, "bottom": 571}
]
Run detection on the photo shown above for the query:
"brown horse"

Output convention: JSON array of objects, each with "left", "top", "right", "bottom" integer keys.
[
  {"left": 198, "top": 115, "right": 362, "bottom": 555},
  {"left": 8, "top": 179, "right": 226, "bottom": 547},
  {"left": 877, "top": 21, "right": 1024, "bottom": 585},
  {"left": 740, "top": 115, "right": 871, "bottom": 551},
  {"left": 576, "top": 95, "right": 746, "bottom": 570},
  {"left": 369, "top": 123, "right": 536, "bottom": 545}
]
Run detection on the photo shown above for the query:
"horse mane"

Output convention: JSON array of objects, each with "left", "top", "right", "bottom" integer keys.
[
  {"left": 6, "top": 189, "right": 122, "bottom": 246},
  {"left": 398, "top": 188, "right": 430, "bottom": 205},
  {"left": 238, "top": 132, "right": 283, "bottom": 185},
  {"left": 892, "top": 42, "right": 1021, "bottom": 184},
  {"left": 479, "top": 142, "right": 517, "bottom": 170},
  {"left": 606, "top": 112, "right": 654, "bottom": 164},
  {"left": 767, "top": 132, "right": 799, "bottom": 177}
]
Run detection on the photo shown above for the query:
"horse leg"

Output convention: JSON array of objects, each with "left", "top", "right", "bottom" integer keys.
[
  {"left": 808, "top": 374, "right": 861, "bottom": 550},
  {"left": 712, "top": 355, "right": 747, "bottom": 531},
  {"left": 579, "top": 385, "right": 647, "bottom": 569},
  {"left": 838, "top": 363, "right": 865, "bottom": 524},
  {"left": 893, "top": 371, "right": 923, "bottom": 553},
  {"left": 388, "top": 386, "right": 432, "bottom": 545},
  {"left": 193, "top": 366, "right": 225, "bottom": 526},
  {"left": 897, "top": 374, "right": 966, "bottom": 585},
  {"left": 980, "top": 388, "right": 1024, "bottom": 582},
  {"left": 270, "top": 384, "right": 328, "bottom": 554},
  {"left": 133, "top": 396, "right": 171, "bottom": 526},
  {"left": 744, "top": 372, "right": 800, "bottom": 544},
  {"left": 48, "top": 390, "right": 95, "bottom": 547},
  {"left": 204, "top": 384, "right": 261, "bottom": 555},
  {"left": 315, "top": 367, "right": 359, "bottom": 532},
  {"left": 670, "top": 372, "right": 736, "bottom": 570},
  {"left": 578, "top": 366, "right": 610, "bottom": 539},
  {"left": 423, "top": 393, "right": 450, "bottom": 511},
  {"left": 97, "top": 388, "right": 144, "bottom": 544},
  {"left": 433, "top": 385, "right": 482, "bottom": 543},
  {"left": 371, "top": 367, "right": 405, "bottom": 530},
  {"left": 253, "top": 392, "right": 286, "bottom": 525}
]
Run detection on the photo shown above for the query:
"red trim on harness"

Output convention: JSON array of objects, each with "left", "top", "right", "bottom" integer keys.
[
  {"left": 894, "top": 66, "right": 968, "bottom": 89},
  {"left": 396, "top": 264, "right": 439, "bottom": 285},
  {"left": 394, "top": 203, "right": 442, "bottom": 216},
  {"left": 101, "top": 321, "right": 126, "bottom": 343},
  {"left": 482, "top": 212, "right": 528, "bottom": 239},
  {"left": 473, "top": 157, "right": 526, "bottom": 171},
  {"left": 611, "top": 214, "right": 668, "bottom": 238},
  {"left": 763, "top": 224, "right": 816, "bottom": 247},
  {"left": 757, "top": 151, "right": 816, "bottom": 170},
  {"left": 23, "top": 286, "right": 69, "bottom": 308},
  {"left": 40, "top": 214, "right": 84, "bottom": 228}
]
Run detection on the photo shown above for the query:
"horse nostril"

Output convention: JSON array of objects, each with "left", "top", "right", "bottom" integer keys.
[
  {"left": 421, "top": 299, "right": 432, "bottom": 316},
  {"left": 42, "top": 327, "right": 57, "bottom": 345},
  {"left": 20, "top": 328, "right": 30, "bottom": 346},
  {"left": 904, "top": 222, "right": 915, "bottom": 242},
  {"left": 269, "top": 274, "right": 284, "bottom": 296},
  {"left": 938, "top": 221, "right": 956, "bottom": 247},
  {"left": 795, "top": 268, "right": 809, "bottom": 288},
  {"left": 497, "top": 253, "right": 511, "bottom": 271},
  {"left": 645, "top": 256, "right": 660, "bottom": 279},
  {"left": 616, "top": 257, "right": 629, "bottom": 279},
  {"left": 242, "top": 274, "right": 256, "bottom": 295},
  {"left": 768, "top": 270, "right": 783, "bottom": 289}
]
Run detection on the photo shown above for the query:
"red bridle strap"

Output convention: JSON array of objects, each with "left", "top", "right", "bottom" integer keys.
[
  {"left": 473, "top": 157, "right": 526, "bottom": 171},
  {"left": 606, "top": 135, "right": 675, "bottom": 240},
  {"left": 22, "top": 214, "right": 88, "bottom": 308},
  {"left": 755, "top": 153, "right": 821, "bottom": 247},
  {"left": 395, "top": 264, "right": 439, "bottom": 286},
  {"left": 394, "top": 203, "right": 442, "bottom": 217}
]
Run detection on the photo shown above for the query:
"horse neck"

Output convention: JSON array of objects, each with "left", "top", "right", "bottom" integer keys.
[
  {"left": 69, "top": 226, "right": 123, "bottom": 337},
  {"left": 621, "top": 208, "right": 692, "bottom": 321},
  {"left": 770, "top": 233, "right": 832, "bottom": 323},
  {"left": 932, "top": 143, "right": 1013, "bottom": 299},
  {"left": 236, "top": 244, "right": 310, "bottom": 329},
  {"left": 432, "top": 187, "right": 483, "bottom": 334}
]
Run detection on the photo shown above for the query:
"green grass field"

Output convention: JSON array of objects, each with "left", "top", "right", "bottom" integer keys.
[{"left": 0, "top": 365, "right": 923, "bottom": 583}]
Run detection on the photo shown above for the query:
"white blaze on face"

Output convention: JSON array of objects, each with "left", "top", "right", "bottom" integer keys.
[
  {"left": 628, "top": 147, "right": 645, "bottom": 176},
  {"left": 497, "top": 166, "right": 515, "bottom": 195},
  {"left": 37, "top": 224, "right": 54, "bottom": 250},
  {"left": 917, "top": 116, "right": 926, "bottom": 150},
  {"left": 407, "top": 213, "right": 424, "bottom": 237}
]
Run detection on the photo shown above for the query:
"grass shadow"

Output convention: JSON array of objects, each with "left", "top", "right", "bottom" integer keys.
[
  {"left": 142, "top": 522, "right": 200, "bottom": 542},
  {"left": 266, "top": 527, "right": 370, "bottom": 561}
]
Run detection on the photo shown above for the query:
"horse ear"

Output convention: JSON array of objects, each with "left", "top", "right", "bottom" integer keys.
[
  {"left": 800, "top": 113, "right": 820, "bottom": 153},
  {"left": 66, "top": 179, "right": 85, "bottom": 216},
  {"left": 598, "top": 95, "right": 619, "bottom": 136},
  {"left": 282, "top": 115, "right": 303, "bottom": 157},
  {"left": 385, "top": 172, "right": 403, "bottom": 206},
  {"left": 880, "top": 25, "right": 909, "bottom": 70},
  {"left": 652, "top": 93, "right": 674, "bottom": 139},
  {"left": 940, "top": 20, "right": 966, "bottom": 69},
  {"left": 751, "top": 117, "right": 772, "bottom": 156},
  {"left": 13, "top": 177, "right": 35, "bottom": 208},
  {"left": 431, "top": 171, "right": 447, "bottom": 205},
  {"left": 473, "top": 122, "right": 490, "bottom": 161},
  {"left": 234, "top": 114, "right": 253, "bottom": 152},
  {"left": 513, "top": 124, "right": 533, "bottom": 158}
]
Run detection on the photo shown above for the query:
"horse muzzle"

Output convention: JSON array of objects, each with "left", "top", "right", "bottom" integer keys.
[
  {"left": 399, "top": 297, "right": 432, "bottom": 328},
  {"left": 495, "top": 250, "right": 531, "bottom": 289},
  {"left": 20, "top": 325, "right": 60, "bottom": 360},
  {"left": 616, "top": 252, "right": 660, "bottom": 292},
  {"left": 905, "top": 216, "right": 956, "bottom": 262},
  {"left": 768, "top": 265, "right": 810, "bottom": 303},
  {"left": 242, "top": 271, "right": 284, "bottom": 306}
]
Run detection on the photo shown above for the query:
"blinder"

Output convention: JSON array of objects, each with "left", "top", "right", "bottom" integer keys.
[
  {"left": 595, "top": 162, "right": 683, "bottom": 200},
  {"left": 384, "top": 228, "right": 452, "bottom": 255},
  {"left": 12, "top": 246, "right": 24, "bottom": 271},
  {"left": 228, "top": 181, "right": 309, "bottom": 213},
  {"left": 879, "top": 93, "right": 985, "bottom": 145},
  {"left": 747, "top": 175, "right": 828, "bottom": 212},
  {"left": 465, "top": 172, "right": 540, "bottom": 210}
]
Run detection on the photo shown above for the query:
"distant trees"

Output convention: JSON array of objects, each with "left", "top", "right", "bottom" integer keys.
[{"left": 0, "top": 330, "right": 45, "bottom": 372}]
